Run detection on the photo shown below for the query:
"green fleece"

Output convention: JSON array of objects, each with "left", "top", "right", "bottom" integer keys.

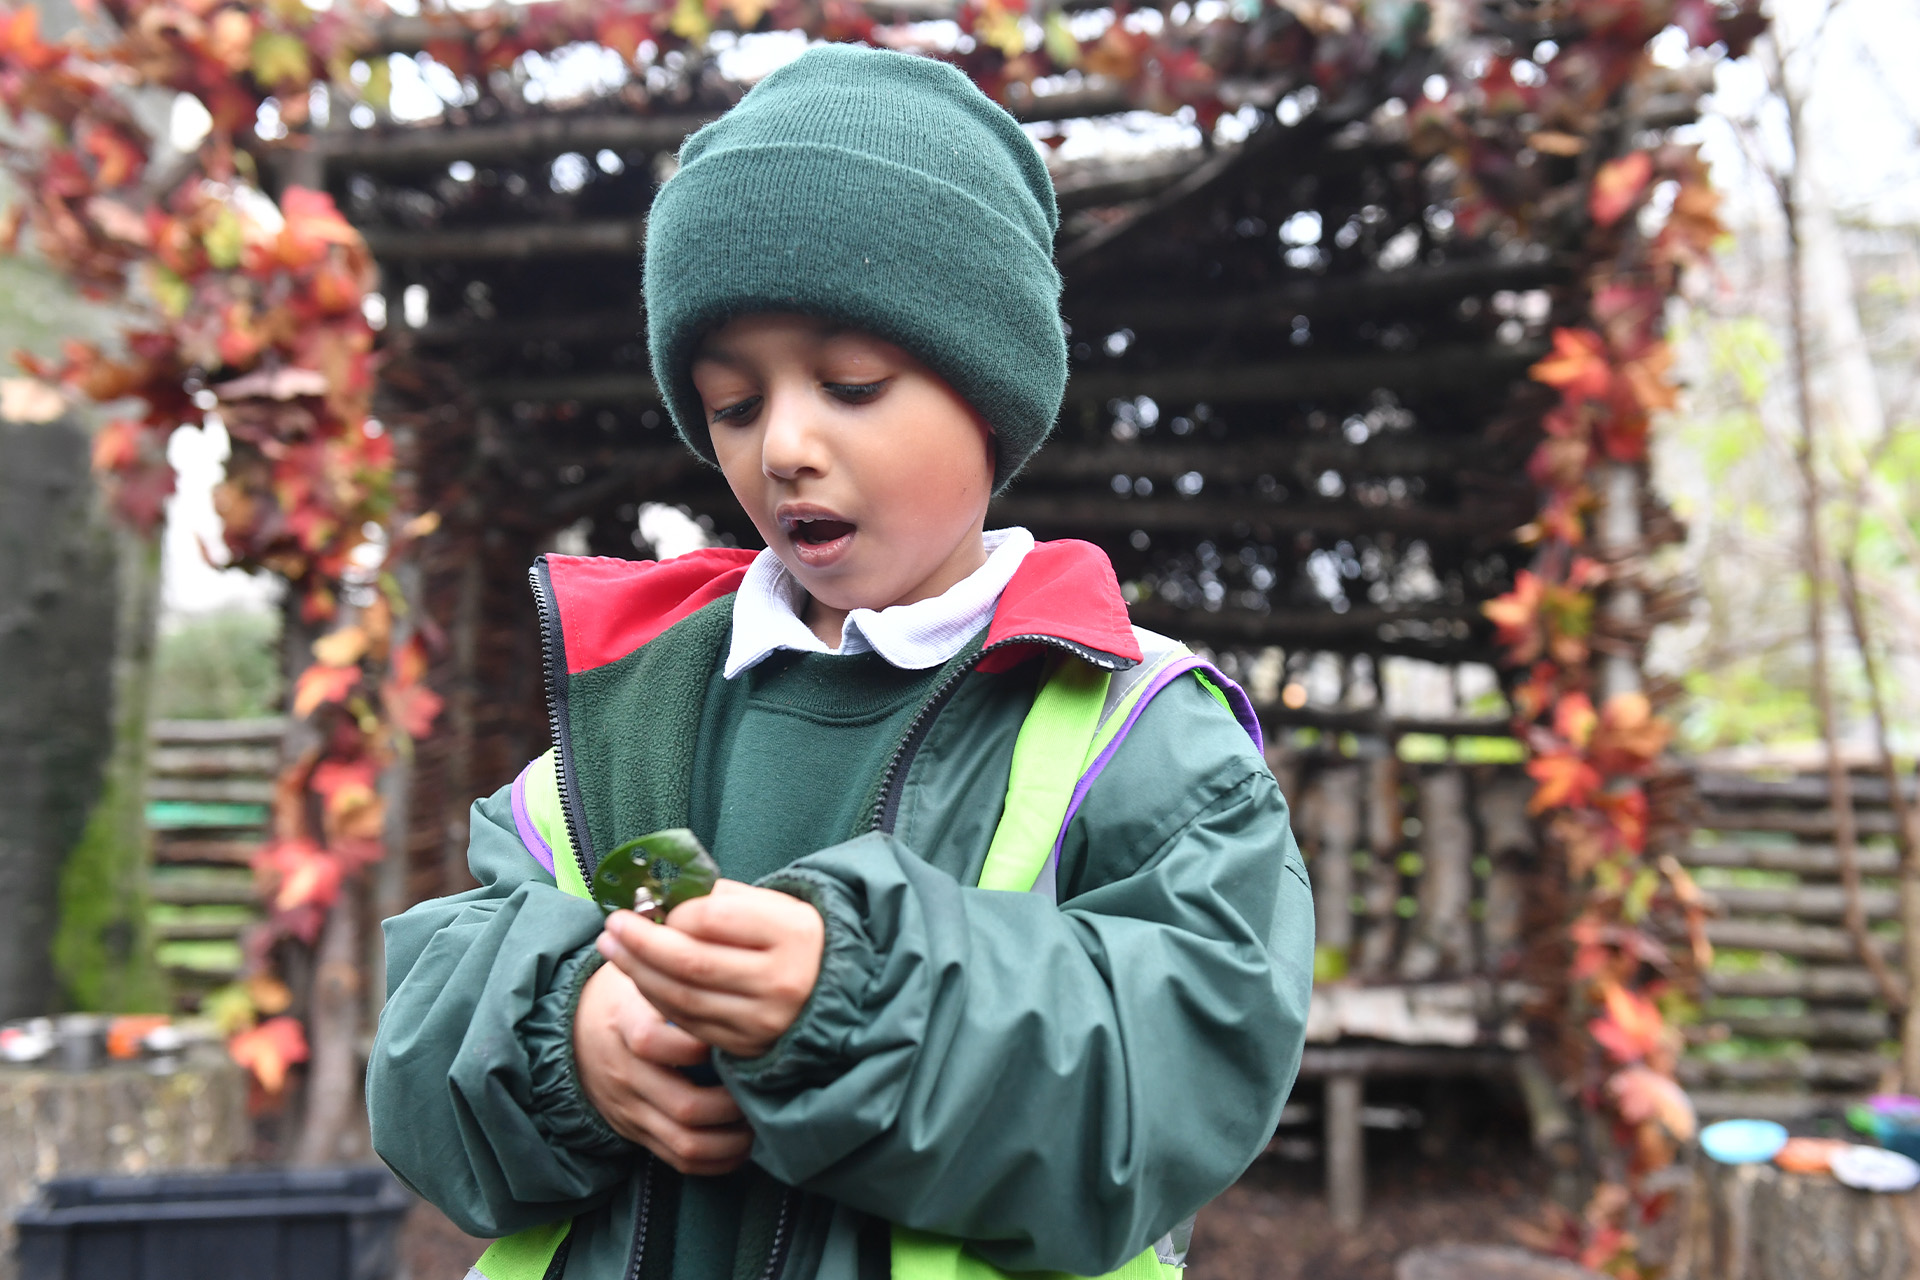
[
  {"left": 676, "top": 651, "right": 953, "bottom": 1280},
  {"left": 367, "top": 598, "right": 1313, "bottom": 1280}
]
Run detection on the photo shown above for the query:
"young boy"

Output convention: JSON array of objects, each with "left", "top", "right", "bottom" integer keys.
[{"left": 368, "top": 43, "right": 1313, "bottom": 1280}]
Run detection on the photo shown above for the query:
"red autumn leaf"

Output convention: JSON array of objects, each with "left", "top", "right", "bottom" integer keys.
[
  {"left": 310, "top": 756, "right": 377, "bottom": 800},
  {"left": 1589, "top": 981, "right": 1667, "bottom": 1065},
  {"left": 1530, "top": 328, "right": 1614, "bottom": 403},
  {"left": 1483, "top": 570, "right": 1545, "bottom": 662},
  {"left": 228, "top": 1015, "right": 308, "bottom": 1094},
  {"left": 77, "top": 121, "right": 145, "bottom": 189},
  {"left": 90, "top": 418, "right": 144, "bottom": 472},
  {"left": 1595, "top": 786, "right": 1650, "bottom": 855},
  {"left": 1605, "top": 1066, "right": 1697, "bottom": 1143},
  {"left": 382, "top": 636, "right": 443, "bottom": 739},
  {"left": 1590, "top": 151, "right": 1653, "bottom": 228},
  {"left": 254, "top": 837, "right": 343, "bottom": 912},
  {"left": 1527, "top": 750, "right": 1602, "bottom": 813},
  {"left": 291, "top": 662, "right": 360, "bottom": 718},
  {"left": 275, "top": 187, "right": 361, "bottom": 271},
  {"left": 0, "top": 5, "right": 64, "bottom": 72},
  {"left": 1589, "top": 692, "right": 1672, "bottom": 773},
  {"left": 1553, "top": 692, "right": 1598, "bottom": 748}
]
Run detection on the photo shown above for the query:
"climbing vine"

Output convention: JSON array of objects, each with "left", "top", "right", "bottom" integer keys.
[{"left": 2, "top": 0, "right": 1754, "bottom": 1251}]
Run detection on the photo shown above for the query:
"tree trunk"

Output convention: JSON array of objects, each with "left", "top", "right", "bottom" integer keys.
[
  {"left": 1680, "top": 1158, "right": 1920, "bottom": 1280},
  {"left": 294, "top": 884, "right": 365, "bottom": 1165},
  {"left": 0, "top": 408, "right": 166, "bottom": 1017}
]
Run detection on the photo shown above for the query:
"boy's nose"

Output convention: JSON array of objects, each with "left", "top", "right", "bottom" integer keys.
[{"left": 758, "top": 391, "right": 830, "bottom": 481}]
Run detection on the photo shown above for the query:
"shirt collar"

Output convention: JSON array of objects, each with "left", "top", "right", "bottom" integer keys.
[{"left": 723, "top": 528, "right": 1035, "bottom": 679}]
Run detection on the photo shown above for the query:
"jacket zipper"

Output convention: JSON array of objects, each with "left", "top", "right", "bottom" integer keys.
[
  {"left": 530, "top": 558, "right": 597, "bottom": 888},
  {"left": 758, "top": 1188, "right": 798, "bottom": 1280},
  {"left": 868, "top": 635, "right": 1129, "bottom": 835},
  {"left": 624, "top": 1158, "right": 658, "bottom": 1280}
]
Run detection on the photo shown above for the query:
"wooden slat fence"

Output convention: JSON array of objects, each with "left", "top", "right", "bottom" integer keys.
[
  {"left": 146, "top": 718, "right": 282, "bottom": 1006},
  {"left": 1678, "top": 766, "right": 1912, "bottom": 1120}
]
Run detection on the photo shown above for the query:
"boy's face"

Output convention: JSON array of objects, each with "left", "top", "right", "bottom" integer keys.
[{"left": 693, "top": 313, "right": 996, "bottom": 618}]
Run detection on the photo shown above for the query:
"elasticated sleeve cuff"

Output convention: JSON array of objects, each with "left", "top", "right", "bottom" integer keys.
[
  {"left": 717, "top": 866, "right": 876, "bottom": 1092},
  {"left": 523, "top": 944, "right": 634, "bottom": 1157}
]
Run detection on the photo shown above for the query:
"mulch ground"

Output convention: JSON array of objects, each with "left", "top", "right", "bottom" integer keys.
[{"left": 395, "top": 1079, "right": 1550, "bottom": 1280}]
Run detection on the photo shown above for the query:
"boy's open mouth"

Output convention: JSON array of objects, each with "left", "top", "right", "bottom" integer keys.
[{"left": 790, "top": 518, "right": 855, "bottom": 546}]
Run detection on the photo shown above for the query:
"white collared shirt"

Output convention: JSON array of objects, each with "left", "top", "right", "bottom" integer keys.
[{"left": 723, "top": 527, "right": 1035, "bottom": 679}]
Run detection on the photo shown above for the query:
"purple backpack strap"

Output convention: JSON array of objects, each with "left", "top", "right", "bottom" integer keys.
[
  {"left": 1032, "top": 644, "right": 1262, "bottom": 903},
  {"left": 510, "top": 758, "right": 558, "bottom": 878}
]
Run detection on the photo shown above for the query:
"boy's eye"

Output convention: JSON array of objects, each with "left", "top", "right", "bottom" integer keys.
[
  {"left": 825, "top": 380, "right": 886, "bottom": 403},
  {"left": 710, "top": 396, "right": 761, "bottom": 425}
]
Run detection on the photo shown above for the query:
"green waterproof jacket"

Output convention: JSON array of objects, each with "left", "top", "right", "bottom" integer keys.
[{"left": 368, "top": 540, "right": 1315, "bottom": 1280}]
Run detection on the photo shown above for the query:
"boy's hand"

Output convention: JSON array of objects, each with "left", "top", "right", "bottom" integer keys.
[
  {"left": 573, "top": 962, "right": 753, "bottom": 1176},
  {"left": 598, "top": 880, "right": 824, "bottom": 1060}
]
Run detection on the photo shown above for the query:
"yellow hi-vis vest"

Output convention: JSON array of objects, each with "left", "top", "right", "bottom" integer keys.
[{"left": 474, "top": 642, "right": 1217, "bottom": 1280}]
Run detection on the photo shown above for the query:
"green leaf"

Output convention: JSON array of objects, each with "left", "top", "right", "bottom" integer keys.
[
  {"left": 148, "top": 263, "right": 190, "bottom": 318},
  {"left": 250, "top": 31, "right": 310, "bottom": 88},
  {"left": 362, "top": 57, "right": 393, "bottom": 113},
  {"left": 204, "top": 207, "right": 243, "bottom": 269},
  {"left": 592, "top": 827, "right": 720, "bottom": 918},
  {"left": 1043, "top": 13, "right": 1081, "bottom": 68}
]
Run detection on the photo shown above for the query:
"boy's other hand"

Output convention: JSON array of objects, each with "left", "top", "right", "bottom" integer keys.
[
  {"left": 598, "top": 880, "right": 824, "bottom": 1060},
  {"left": 573, "top": 962, "right": 753, "bottom": 1176}
]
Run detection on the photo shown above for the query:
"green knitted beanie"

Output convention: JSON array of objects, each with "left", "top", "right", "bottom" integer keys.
[{"left": 643, "top": 44, "right": 1065, "bottom": 490}]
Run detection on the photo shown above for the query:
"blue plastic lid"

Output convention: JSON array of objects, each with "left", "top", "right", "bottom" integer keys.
[{"left": 1701, "top": 1119, "right": 1789, "bottom": 1164}]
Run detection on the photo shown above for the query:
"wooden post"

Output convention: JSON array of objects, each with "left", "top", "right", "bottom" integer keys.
[
  {"left": 1402, "top": 768, "right": 1474, "bottom": 980},
  {"left": 1315, "top": 766, "right": 1360, "bottom": 968},
  {"left": 1325, "top": 1072, "right": 1365, "bottom": 1229},
  {"left": 1358, "top": 755, "right": 1404, "bottom": 976}
]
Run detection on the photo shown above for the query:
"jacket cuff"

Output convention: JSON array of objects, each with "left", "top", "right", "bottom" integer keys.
[
  {"left": 718, "top": 867, "right": 875, "bottom": 1092},
  {"left": 524, "top": 944, "right": 633, "bottom": 1156}
]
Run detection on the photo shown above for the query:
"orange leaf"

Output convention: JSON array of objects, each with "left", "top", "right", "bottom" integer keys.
[
  {"left": 254, "top": 838, "right": 343, "bottom": 912},
  {"left": 292, "top": 663, "right": 360, "bottom": 718},
  {"left": 106, "top": 1014, "right": 169, "bottom": 1060},
  {"left": 311, "top": 624, "right": 368, "bottom": 668},
  {"left": 1530, "top": 328, "right": 1614, "bottom": 403},
  {"left": 229, "top": 1015, "right": 308, "bottom": 1093},
  {"left": 1527, "top": 750, "right": 1602, "bottom": 813},
  {"left": 90, "top": 418, "right": 143, "bottom": 472},
  {"left": 1553, "top": 692, "right": 1598, "bottom": 748},
  {"left": 1590, "top": 692, "right": 1671, "bottom": 773},
  {"left": 1589, "top": 981, "right": 1666, "bottom": 1065},
  {"left": 310, "top": 757, "right": 377, "bottom": 800},
  {"left": 1608, "top": 1065, "right": 1696, "bottom": 1140},
  {"left": 246, "top": 974, "right": 293, "bottom": 1015},
  {"left": 1619, "top": 341, "right": 1677, "bottom": 415},
  {"left": 1590, "top": 151, "right": 1653, "bottom": 228}
]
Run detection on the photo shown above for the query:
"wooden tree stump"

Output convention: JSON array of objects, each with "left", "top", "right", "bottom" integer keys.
[{"left": 1679, "top": 1158, "right": 1920, "bottom": 1280}]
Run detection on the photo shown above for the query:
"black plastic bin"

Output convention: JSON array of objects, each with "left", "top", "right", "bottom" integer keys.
[{"left": 13, "top": 1166, "right": 412, "bottom": 1280}]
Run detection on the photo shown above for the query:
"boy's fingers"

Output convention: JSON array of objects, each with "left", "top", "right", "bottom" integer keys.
[
  {"left": 625, "top": 1016, "right": 712, "bottom": 1067},
  {"left": 607, "top": 912, "right": 768, "bottom": 994},
  {"left": 671, "top": 890, "right": 820, "bottom": 950},
  {"left": 628, "top": 1060, "right": 746, "bottom": 1128}
]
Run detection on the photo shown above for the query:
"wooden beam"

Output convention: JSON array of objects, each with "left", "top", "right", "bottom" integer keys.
[
  {"left": 992, "top": 492, "right": 1530, "bottom": 539},
  {"left": 1065, "top": 254, "right": 1573, "bottom": 332},
  {"left": 1297, "top": 1045, "right": 1515, "bottom": 1076},
  {"left": 1707, "top": 884, "right": 1901, "bottom": 922},
  {"left": 1678, "top": 1051, "right": 1887, "bottom": 1087},
  {"left": 1014, "top": 433, "right": 1529, "bottom": 483},
  {"left": 1697, "top": 806, "right": 1902, "bottom": 838},
  {"left": 318, "top": 113, "right": 716, "bottom": 174},
  {"left": 1704, "top": 918, "right": 1901, "bottom": 962},
  {"left": 1061, "top": 342, "right": 1548, "bottom": 406},
  {"left": 362, "top": 218, "right": 647, "bottom": 260},
  {"left": 1128, "top": 601, "right": 1487, "bottom": 657},
  {"left": 1704, "top": 968, "right": 1886, "bottom": 1002},
  {"left": 471, "top": 371, "right": 658, "bottom": 402},
  {"left": 1679, "top": 842, "right": 1900, "bottom": 877},
  {"left": 1695, "top": 1011, "right": 1892, "bottom": 1045},
  {"left": 1696, "top": 771, "right": 1918, "bottom": 807},
  {"left": 1323, "top": 1073, "right": 1364, "bottom": 1229}
]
